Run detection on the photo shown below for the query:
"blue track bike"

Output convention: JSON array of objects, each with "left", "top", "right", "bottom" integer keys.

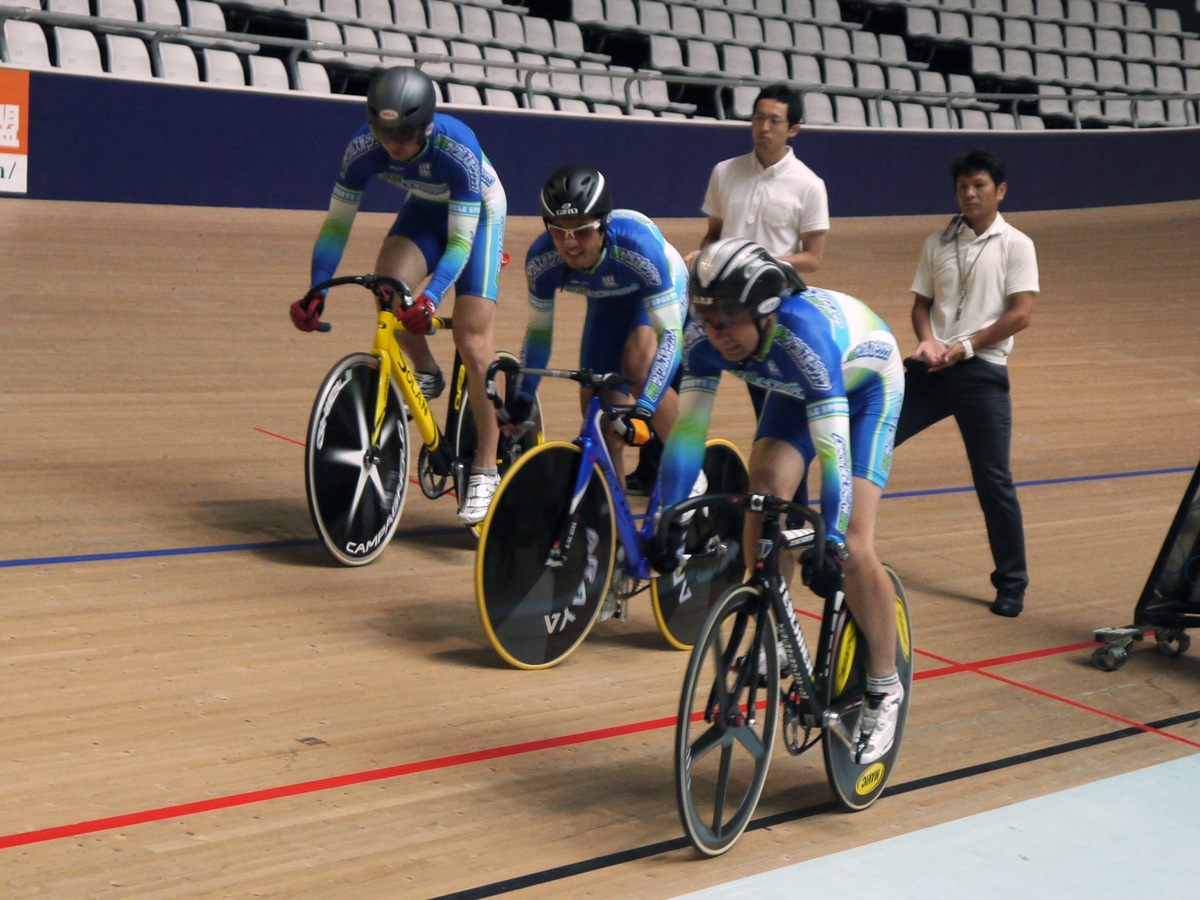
[{"left": 474, "top": 358, "right": 750, "bottom": 669}]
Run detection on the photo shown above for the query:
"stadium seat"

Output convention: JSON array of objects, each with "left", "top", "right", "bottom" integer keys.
[
  {"left": 323, "top": 0, "right": 356, "bottom": 18},
  {"left": 834, "top": 94, "right": 866, "bottom": 125},
  {"left": 427, "top": 0, "right": 460, "bottom": 35},
  {"left": 248, "top": 55, "right": 290, "bottom": 89},
  {"left": 483, "top": 88, "right": 519, "bottom": 108},
  {"left": 959, "top": 108, "right": 990, "bottom": 129},
  {"left": 379, "top": 30, "right": 412, "bottom": 64},
  {"left": 394, "top": 0, "right": 429, "bottom": 31},
  {"left": 296, "top": 60, "right": 331, "bottom": 92},
  {"left": 158, "top": 42, "right": 200, "bottom": 81},
  {"left": 446, "top": 83, "right": 483, "bottom": 105},
  {"left": 868, "top": 98, "right": 898, "bottom": 127},
  {"left": 106, "top": 34, "right": 153, "bottom": 79},
  {"left": 898, "top": 102, "right": 929, "bottom": 128},
  {"left": 343, "top": 25, "right": 382, "bottom": 66},
  {"left": 142, "top": 0, "right": 183, "bottom": 26},
  {"left": 202, "top": 48, "right": 245, "bottom": 85},
  {"left": 54, "top": 26, "right": 103, "bottom": 73},
  {"left": 803, "top": 91, "right": 834, "bottom": 124},
  {"left": 96, "top": 0, "right": 139, "bottom": 22},
  {"left": 758, "top": 48, "right": 789, "bottom": 80},
  {"left": 449, "top": 41, "right": 487, "bottom": 85},
  {"left": 2, "top": 20, "right": 51, "bottom": 68},
  {"left": 359, "top": 0, "right": 393, "bottom": 24}
]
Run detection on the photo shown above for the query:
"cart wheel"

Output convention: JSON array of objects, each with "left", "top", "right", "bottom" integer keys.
[
  {"left": 1092, "top": 644, "right": 1128, "bottom": 671},
  {"left": 1154, "top": 629, "right": 1191, "bottom": 657}
]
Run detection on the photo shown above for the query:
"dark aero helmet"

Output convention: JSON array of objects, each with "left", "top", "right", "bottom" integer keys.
[
  {"left": 367, "top": 67, "right": 437, "bottom": 135},
  {"left": 688, "top": 238, "right": 806, "bottom": 320},
  {"left": 540, "top": 164, "right": 613, "bottom": 224}
]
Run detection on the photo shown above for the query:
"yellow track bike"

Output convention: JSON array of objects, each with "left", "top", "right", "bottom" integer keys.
[{"left": 300, "top": 275, "right": 542, "bottom": 565}]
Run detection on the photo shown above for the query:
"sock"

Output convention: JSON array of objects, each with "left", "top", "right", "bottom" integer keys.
[
  {"left": 865, "top": 671, "right": 901, "bottom": 698},
  {"left": 470, "top": 466, "right": 498, "bottom": 478}
]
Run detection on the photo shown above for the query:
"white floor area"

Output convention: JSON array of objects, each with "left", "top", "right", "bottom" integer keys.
[{"left": 673, "top": 753, "right": 1200, "bottom": 900}]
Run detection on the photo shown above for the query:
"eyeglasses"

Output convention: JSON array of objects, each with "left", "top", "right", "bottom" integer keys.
[
  {"left": 546, "top": 220, "right": 604, "bottom": 241},
  {"left": 371, "top": 123, "right": 426, "bottom": 145}
]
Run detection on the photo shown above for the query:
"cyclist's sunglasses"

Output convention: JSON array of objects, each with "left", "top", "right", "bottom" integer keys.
[
  {"left": 545, "top": 219, "right": 604, "bottom": 241},
  {"left": 371, "top": 122, "right": 428, "bottom": 145}
]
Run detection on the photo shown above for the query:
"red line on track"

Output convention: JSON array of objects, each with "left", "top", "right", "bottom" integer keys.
[
  {"left": 0, "top": 636, "right": 1171, "bottom": 851},
  {"left": 253, "top": 428, "right": 450, "bottom": 494},
  {"left": 253, "top": 427, "right": 305, "bottom": 447},
  {"left": 0, "top": 716, "right": 676, "bottom": 850},
  {"left": 915, "top": 646, "right": 1200, "bottom": 750}
]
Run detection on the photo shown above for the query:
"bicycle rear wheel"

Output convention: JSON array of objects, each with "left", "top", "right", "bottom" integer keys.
[
  {"left": 305, "top": 353, "right": 410, "bottom": 567},
  {"left": 475, "top": 442, "right": 615, "bottom": 669},
  {"left": 652, "top": 439, "right": 750, "bottom": 650},
  {"left": 453, "top": 350, "right": 544, "bottom": 476},
  {"left": 821, "top": 565, "right": 913, "bottom": 811},
  {"left": 676, "top": 583, "right": 778, "bottom": 857}
]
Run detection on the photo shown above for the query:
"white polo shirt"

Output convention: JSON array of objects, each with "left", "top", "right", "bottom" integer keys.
[
  {"left": 701, "top": 147, "right": 830, "bottom": 258},
  {"left": 912, "top": 212, "right": 1039, "bottom": 366}
]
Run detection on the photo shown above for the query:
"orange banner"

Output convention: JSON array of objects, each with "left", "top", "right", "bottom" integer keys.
[{"left": 1, "top": 68, "right": 30, "bottom": 193}]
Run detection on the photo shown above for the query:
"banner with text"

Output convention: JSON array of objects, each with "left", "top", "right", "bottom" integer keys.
[{"left": 0, "top": 68, "right": 30, "bottom": 194}]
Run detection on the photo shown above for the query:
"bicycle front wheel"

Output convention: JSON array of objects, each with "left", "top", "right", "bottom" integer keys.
[
  {"left": 821, "top": 565, "right": 914, "bottom": 811},
  {"left": 305, "top": 353, "right": 410, "bottom": 566},
  {"left": 676, "top": 583, "right": 778, "bottom": 857},
  {"left": 475, "top": 442, "right": 615, "bottom": 669},
  {"left": 652, "top": 439, "right": 750, "bottom": 650}
]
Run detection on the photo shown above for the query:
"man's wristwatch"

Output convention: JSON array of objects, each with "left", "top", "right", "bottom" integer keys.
[{"left": 961, "top": 338, "right": 975, "bottom": 359}]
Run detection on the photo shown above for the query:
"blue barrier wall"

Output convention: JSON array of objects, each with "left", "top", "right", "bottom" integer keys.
[{"left": 18, "top": 69, "right": 1200, "bottom": 216}]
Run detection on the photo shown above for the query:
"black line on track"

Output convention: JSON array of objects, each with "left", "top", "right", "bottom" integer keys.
[{"left": 428, "top": 709, "right": 1200, "bottom": 900}]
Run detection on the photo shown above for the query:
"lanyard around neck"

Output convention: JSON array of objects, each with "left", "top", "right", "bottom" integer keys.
[{"left": 949, "top": 222, "right": 996, "bottom": 322}]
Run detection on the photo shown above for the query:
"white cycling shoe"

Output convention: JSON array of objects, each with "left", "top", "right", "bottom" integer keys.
[{"left": 458, "top": 470, "right": 500, "bottom": 525}]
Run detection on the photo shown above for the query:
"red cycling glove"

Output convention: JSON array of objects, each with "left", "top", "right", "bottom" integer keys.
[
  {"left": 398, "top": 293, "right": 437, "bottom": 336},
  {"left": 290, "top": 292, "right": 326, "bottom": 332}
]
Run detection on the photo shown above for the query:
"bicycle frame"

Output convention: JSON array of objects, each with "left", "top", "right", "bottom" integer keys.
[
  {"left": 307, "top": 274, "right": 455, "bottom": 476},
  {"left": 662, "top": 491, "right": 860, "bottom": 748},
  {"left": 559, "top": 394, "right": 659, "bottom": 583},
  {"left": 366, "top": 305, "right": 453, "bottom": 473}
]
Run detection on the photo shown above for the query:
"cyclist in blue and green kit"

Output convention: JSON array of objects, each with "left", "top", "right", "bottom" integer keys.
[{"left": 654, "top": 238, "right": 906, "bottom": 765}]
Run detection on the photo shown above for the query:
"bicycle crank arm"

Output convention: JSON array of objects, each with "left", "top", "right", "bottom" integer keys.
[{"left": 822, "top": 697, "right": 863, "bottom": 750}]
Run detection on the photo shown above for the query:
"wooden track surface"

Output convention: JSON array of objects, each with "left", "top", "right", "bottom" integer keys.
[{"left": 2, "top": 198, "right": 1199, "bottom": 898}]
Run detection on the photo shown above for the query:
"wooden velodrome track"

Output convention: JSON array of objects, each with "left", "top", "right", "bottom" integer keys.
[{"left": 2, "top": 196, "right": 1199, "bottom": 899}]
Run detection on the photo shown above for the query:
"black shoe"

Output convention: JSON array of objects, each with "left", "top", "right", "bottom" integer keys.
[
  {"left": 624, "top": 469, "right": 654, "bottom": 497},
  {"left": 990, "top": 593, "right": 1024, "bottom": 618}
]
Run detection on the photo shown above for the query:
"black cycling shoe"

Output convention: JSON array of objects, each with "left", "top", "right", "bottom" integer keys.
[{"left": 624, "top": 469, "right": 655, "bottom": 497}]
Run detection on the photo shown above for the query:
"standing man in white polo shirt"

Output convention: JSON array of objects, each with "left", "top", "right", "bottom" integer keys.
[
  {"left": 895, "top": 149, "right": 1039, "bottom": 619},
  {"left": 626, "top": 83, "right": 830, "bottom": 496},
  {"left": 694, "top": 83, "right": 830, "bottom": 279}
]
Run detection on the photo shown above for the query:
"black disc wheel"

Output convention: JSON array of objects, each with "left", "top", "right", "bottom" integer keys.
[
  {"left": 305, "top": 353, "right": 410, "bottom": 566},
  {"left": 652, "top": 439, "right": 750, "bottom": 650},
  {"left": 474, "top": 442, "right": 615, "bottom": 669},
  {"left": 675, "top": 584, "right": 777, "bottom": 857},
  {"left": 822, "top": 564, "right": 913, "bottom": 811}
]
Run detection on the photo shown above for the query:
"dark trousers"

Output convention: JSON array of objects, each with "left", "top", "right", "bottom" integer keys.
[{"left": 895, "top": 358, "right": 1028, "bottom": 599}]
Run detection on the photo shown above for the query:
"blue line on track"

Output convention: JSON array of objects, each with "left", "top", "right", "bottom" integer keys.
[
  {"left": 0, "top": 466, "right": 1190, "bottom": 569},
  {"left": 882, "top": 465, "right": 1191, "bottom": 499}
]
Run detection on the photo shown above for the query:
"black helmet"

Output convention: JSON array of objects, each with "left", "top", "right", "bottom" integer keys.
[
  {"left": 540, "top": 164, "right": 613, "bottom": 224},
  {"left": 688, "top": 238, "right": 805, "bottom": 320},
  {"left": 367, "top": 67, "right": 437, "bottom": 136}
]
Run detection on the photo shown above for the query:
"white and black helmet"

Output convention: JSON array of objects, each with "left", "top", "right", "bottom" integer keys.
[
  {"left": 688, "top": 238, "right": 805, "bottom": 320},
  {"left": 540, "top": 164, "right": 613, "bottom": 224},
  {"left": 367, "top": 67, "right": 437, "bottom": 137}
]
